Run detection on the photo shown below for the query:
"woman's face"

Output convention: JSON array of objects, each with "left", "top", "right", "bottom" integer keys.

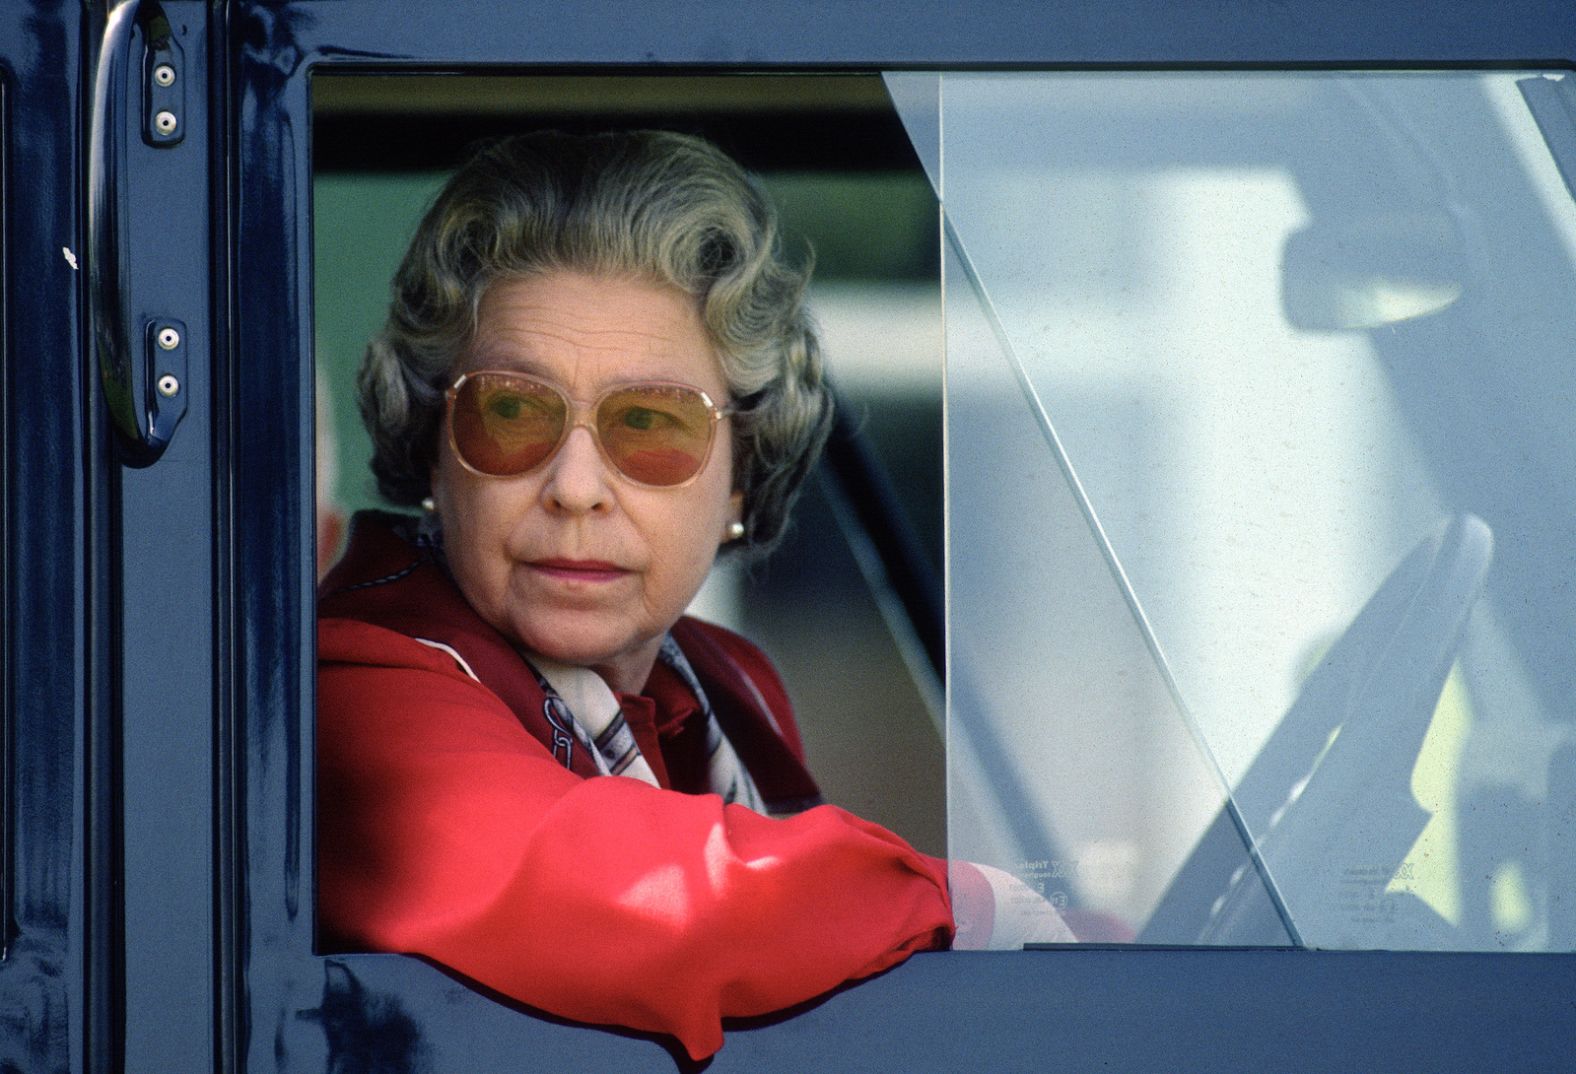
[{"left": 430, "top": 271, "right": 743, "bottom": 693}]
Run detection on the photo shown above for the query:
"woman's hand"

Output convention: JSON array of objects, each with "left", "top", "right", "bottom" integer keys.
[{"left": 950, "top": 861, "right": 1078, "bottom": 949}]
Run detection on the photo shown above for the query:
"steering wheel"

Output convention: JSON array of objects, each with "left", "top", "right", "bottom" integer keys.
[{"left": 1139, "top": 514, "right": 1492, "bottom": 946}]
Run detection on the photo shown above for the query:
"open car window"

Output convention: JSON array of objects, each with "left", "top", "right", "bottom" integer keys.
[
  {"left": 312, "top": 73, "right": 948, "bottom": 853},
  {"left": 907, "top": 70, "right": 1576, "bottom": 951}
]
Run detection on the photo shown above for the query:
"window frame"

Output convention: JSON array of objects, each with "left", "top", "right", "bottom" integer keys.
[{"left": 225, "top": 2, "right": 1576, "bottom": 1070}]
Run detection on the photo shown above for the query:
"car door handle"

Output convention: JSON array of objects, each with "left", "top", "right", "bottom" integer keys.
[{"left": 89, "top": 0, "right": 189, "bottom": 467}]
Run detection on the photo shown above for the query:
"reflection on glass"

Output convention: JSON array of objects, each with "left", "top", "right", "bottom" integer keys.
[
  {"left": 1281, "top": 210, "right": 1467, "bottom": 330},
  {"left": 922, "top": 71, "right": 1576, "bottom": 951}
]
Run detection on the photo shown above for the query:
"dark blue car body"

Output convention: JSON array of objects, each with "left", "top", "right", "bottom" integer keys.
[{"left": 3, "top": 2, "right": 1574, "bottom": 1069}]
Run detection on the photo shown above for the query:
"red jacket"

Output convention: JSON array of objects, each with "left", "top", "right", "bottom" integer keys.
[{"left": 317, "top": 513, "right": 954, "bottom": 1059}]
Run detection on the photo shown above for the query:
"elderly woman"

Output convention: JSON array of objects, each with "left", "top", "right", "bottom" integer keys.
[{"left": 318, "top": 130, "right": 1062, "bottom": 1061}]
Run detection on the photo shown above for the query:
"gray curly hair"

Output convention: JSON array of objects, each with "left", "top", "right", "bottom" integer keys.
[{"left": 358, "top": 129, "right": 834, "bottom": 557}]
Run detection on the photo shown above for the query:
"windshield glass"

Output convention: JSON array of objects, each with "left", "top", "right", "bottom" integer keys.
[{"left": 901, "top": 70, "right": 1576, "bottom": 951}]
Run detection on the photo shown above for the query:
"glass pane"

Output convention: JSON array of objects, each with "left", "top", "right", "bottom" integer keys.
[
  {"left": 922, "top": 71, "right": 1576, "bottom": 951},
  {"left": 944, "top": 226, "right": 1291, "bottom": 945}
]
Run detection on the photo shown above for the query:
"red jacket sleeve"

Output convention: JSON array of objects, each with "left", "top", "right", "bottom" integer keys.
[{"left": 317, "top": 619, "right": 954, "bottom": 1059}]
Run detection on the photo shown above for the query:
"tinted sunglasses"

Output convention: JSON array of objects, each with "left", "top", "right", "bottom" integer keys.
[{"left": 445, "top": 370, "right": 733, "bottom": 488}]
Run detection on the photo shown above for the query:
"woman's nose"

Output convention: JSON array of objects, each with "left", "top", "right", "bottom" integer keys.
[{"left": 539, "top": 425, "right": 613, "bottom": 513}]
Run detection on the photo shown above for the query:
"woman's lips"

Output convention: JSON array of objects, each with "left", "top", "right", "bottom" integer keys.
[{"left": 527, "top": 558, "right": 630, "bottom": 584}]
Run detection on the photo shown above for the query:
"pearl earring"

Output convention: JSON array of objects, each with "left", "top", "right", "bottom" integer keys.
[
  {"left": 726, "top": 521, "right": 746, "bottom": 541},
  {"left": 421, "top": 496, "right": 437, "bottom": 514}
]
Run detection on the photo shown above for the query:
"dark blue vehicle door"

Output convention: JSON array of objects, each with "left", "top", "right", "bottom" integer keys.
[
  {"left": 5, "top": 2, "right": 1576, "bottom": 1071},
  {"left": 219, "top": 4, "right": 1576, "bottom": 1071}
]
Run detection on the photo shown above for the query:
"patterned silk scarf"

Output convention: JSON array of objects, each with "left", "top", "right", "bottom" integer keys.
[{"left": 525, "top": 636, "right": 769, "bottom": 816}]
